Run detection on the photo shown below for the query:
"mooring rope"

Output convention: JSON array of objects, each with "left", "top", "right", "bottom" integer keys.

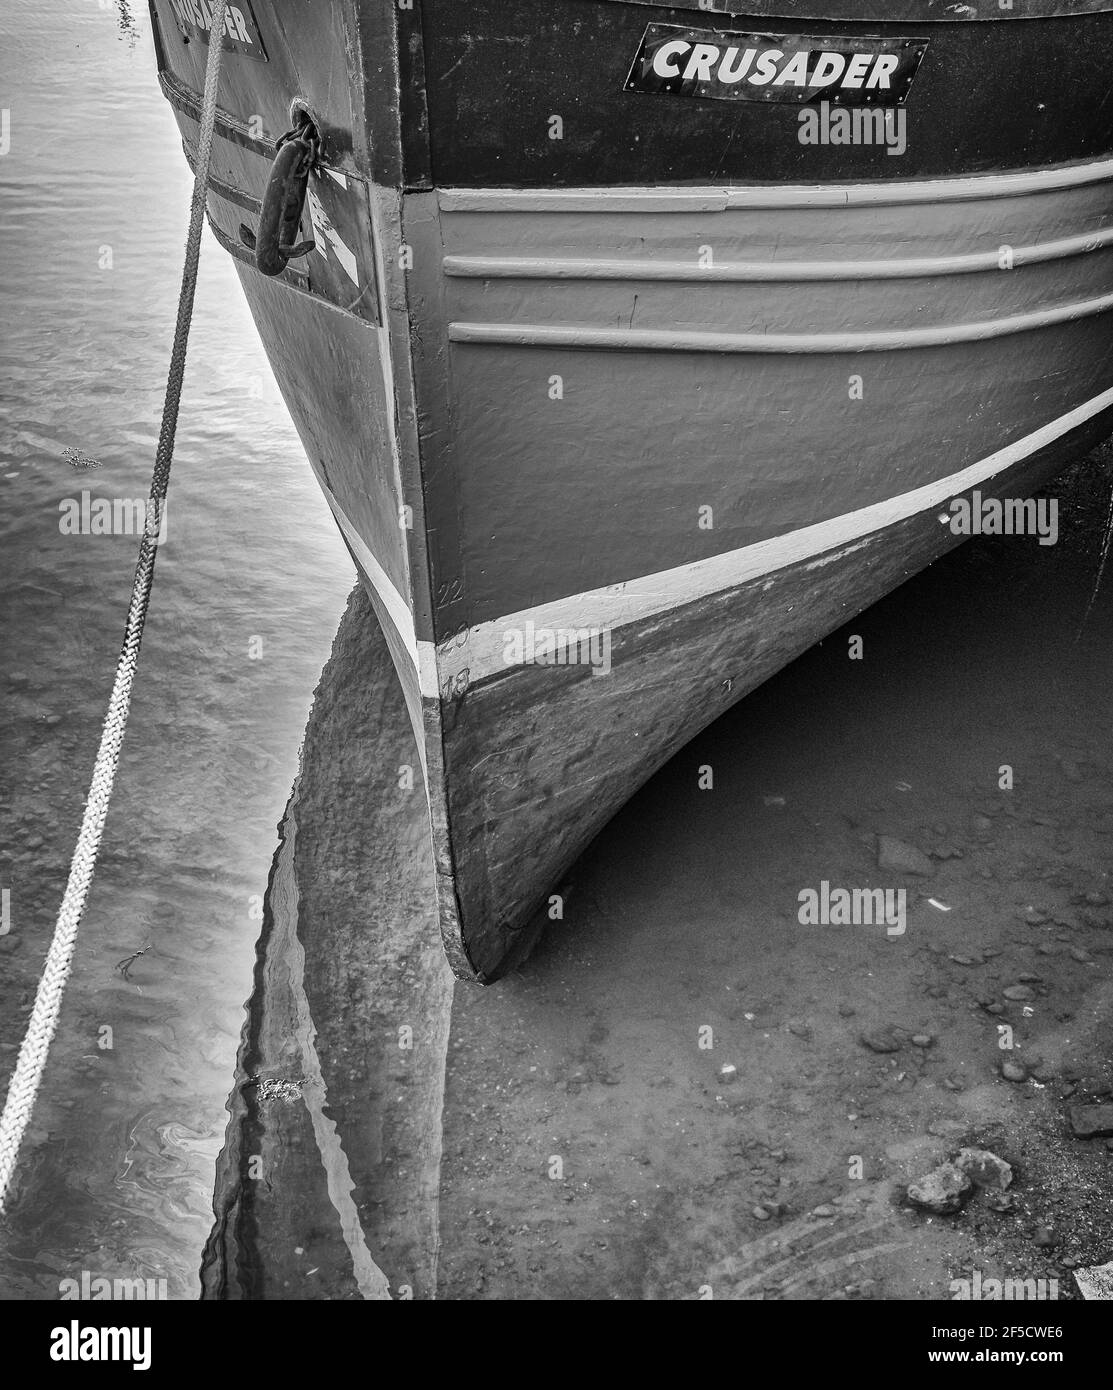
[{"left": 0, "top": 0, "right": 230, "bottom": 1213}]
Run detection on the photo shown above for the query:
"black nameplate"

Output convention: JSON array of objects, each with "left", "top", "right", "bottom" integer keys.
[
  {"left": 625, "top": 25, "right": 928, "bottom": 106},
  {"left": 165, "top": 0, "right": 269, "bottom": 61}
]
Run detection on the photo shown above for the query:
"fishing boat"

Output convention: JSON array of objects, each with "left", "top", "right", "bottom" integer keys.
[{"left": 149, "top": 0, "right": 1113, "bottom": 982}]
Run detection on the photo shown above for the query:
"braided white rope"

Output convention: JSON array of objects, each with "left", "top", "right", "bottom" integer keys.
[{"left": 0, "top": 0, "right": 230, "bottom": 1212}]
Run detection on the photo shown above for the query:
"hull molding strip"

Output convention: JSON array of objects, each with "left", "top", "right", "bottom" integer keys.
[
  {"left": 448, "top": 290, "right": 1113, "bottom": 354},
  {"left": 444, "top": 225, "right": 1113, "bottom": 284},
  {"left": 438, "top": 157, "right": 1113, "bottom": 214}
]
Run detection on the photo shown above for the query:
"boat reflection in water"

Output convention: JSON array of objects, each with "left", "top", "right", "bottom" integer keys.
[{"left": 201, "top": 585, "right": 454, "bottom": 1301}]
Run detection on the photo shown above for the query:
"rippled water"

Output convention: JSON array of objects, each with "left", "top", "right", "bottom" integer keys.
[{"left": 0, "top": 1, "right": 353, "bottom": 1298}]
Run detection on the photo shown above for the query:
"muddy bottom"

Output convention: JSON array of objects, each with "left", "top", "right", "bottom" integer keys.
[
  {"left": 204, "top": 447, "right": 1113, "bottom": 1302},
  {"left": 435, "top": 448, "right": 1113, "bottom": 1301}
]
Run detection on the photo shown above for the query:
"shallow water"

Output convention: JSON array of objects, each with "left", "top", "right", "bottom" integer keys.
[
  {"left": 201, "top": 456, "right": 1113, "bottom": 1301},
  {"left": 0, "top": 1, "right": 352, "bottom": 1298}
]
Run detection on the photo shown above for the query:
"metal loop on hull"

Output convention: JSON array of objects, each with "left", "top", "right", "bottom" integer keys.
[{"left": 252, "top": 118, "right": 318, "bottom": 277}]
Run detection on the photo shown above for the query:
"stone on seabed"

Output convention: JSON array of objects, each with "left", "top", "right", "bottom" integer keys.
[
  {"left": 1069, "top": 1103, "right": 1113, "bottom": 1139},
  {"left": 954, "top": 1147, "right": 1013, "bottom": 1191},
  {"left": 859, "top": 1026, "right": 902, "bottom": 1054},
  {"left": 877, "top": 835, "right": 934, "bottom": 876},
  {"left": 906, "top": 1162, "right": 973, "bottom": 1215}
]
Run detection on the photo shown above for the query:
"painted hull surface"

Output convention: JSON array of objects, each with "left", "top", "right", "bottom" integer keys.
[{"left": 150, "top": 1, "right": 1113, "bottom": 979}]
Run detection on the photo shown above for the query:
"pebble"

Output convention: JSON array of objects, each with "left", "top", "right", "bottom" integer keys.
[
  {"left": 1034, "top": 1226, "right": 1056, "bottom": 1249},
  {"left": 1068, "top": 1103, "right": 1113, "bottom": 1139},
  {"left": 811, "top": 1205, "right": 836, "bottom": 1217},
  {"left": 876, "top": 836, "right": 933, "bottom": 876},
  {"left": 971, "top": 814, "right": 993, "bottom": 834},
  {"left": 1069, "top": 946, "right": 1091, "bottom": 963},
  {"left": 906, "top": 1162, "right": 974, "bottom": 1215},
  {"left": 1001, "top": 1059, "right": 1028, "bottom": 1082},
  {"left": 911, "top": 1033, "right": 934, "bottom": 1048},
  {"left": 928, "top": 1118, "right": 967, "bottom": 1137},
  {"left": 1019, "top": 906, "right": 1048, "bottom": 926},
  {"left": 859, "top": 1026, "right": 902, "bottom": 1054},
  {"left": 1003, "top": 985, "right": 1036, "bottom": 1002},
  {"left": 954, "top": 1147, "right": 1013, "bottom": 1191}
]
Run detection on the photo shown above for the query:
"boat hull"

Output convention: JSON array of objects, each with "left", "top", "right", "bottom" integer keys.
[{"left": 149, "top": 0, "right": 1113, "bottom": 979}]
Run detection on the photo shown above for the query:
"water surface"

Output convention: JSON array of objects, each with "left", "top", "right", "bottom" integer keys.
[{"left": 0, "top": 0, "right": 353, "bottom": 1299}]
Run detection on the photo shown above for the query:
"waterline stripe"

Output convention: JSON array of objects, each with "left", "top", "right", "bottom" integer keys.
[
  {"left": 320, "top": 388, "right": 1113, "bottom": 696},
  {"left": 436, "top": 385, "right": 1113, "bottom": 685},
  {"left": 317, "top": 481, "right": 439, "bottom": 698}
]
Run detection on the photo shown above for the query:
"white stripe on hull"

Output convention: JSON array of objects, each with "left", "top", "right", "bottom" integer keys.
[
  {"left": 449, "top": 288, "right": 1113, "bottom": 354},
  {"left": 317, "top": 481, "right": 440, "bottom": 697},
  {"left": 443, "top": 223, "right": 1113, "bottom": 283},
  {"left": 438, "top": 155, "right": 1113, "bottom": 215},
  {"left": 326, "top": 387, "right": 1113, "bottom": 698}
]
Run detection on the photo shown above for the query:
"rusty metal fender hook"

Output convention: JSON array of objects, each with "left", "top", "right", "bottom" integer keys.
[{"left": 241, "top": 117, "right": 318, "bottom": 276}]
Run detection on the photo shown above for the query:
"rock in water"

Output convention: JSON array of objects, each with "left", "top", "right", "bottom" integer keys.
[
  {"left": 1003, "top": 984, "right": 1036, "bottom": 1002},
  {"left": 1068, "top": 1103, "right": 1113, "bottom": 1139},
  {"left": 954, "top": 1147, "right": 1013, "bottom": 1191},
  {"left": 877, "top": 836, "right": 934, "bottom": 876},
  {"left": 859, "top": 1026, "right": 902, "bottom": 1054},
  {"left": 1074, "top": 1261, "right": 1113, "bottom": 1299},
  {"left": 906, "top": 1162, "right": 974, "bottom": 1215}
]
